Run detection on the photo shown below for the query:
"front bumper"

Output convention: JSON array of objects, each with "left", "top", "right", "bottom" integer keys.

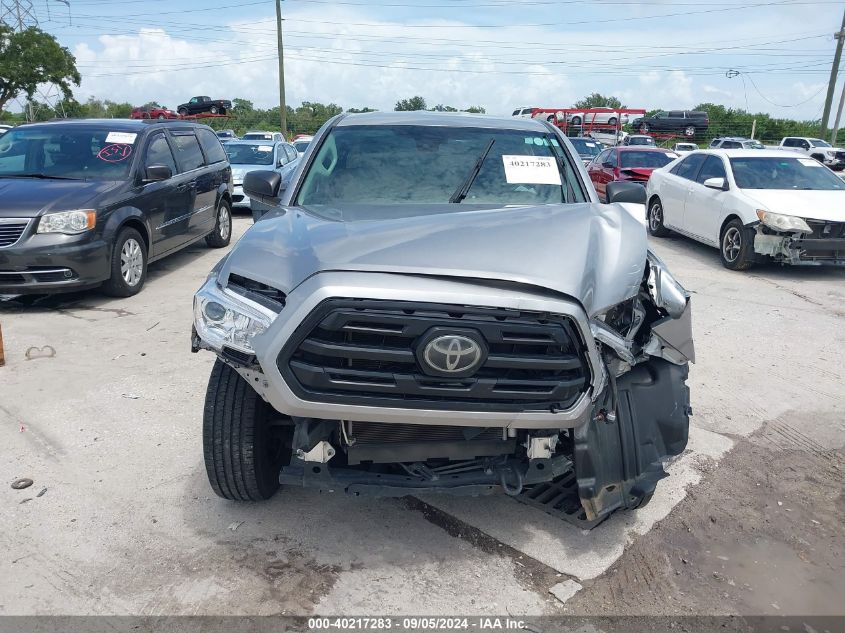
[
  {"left": 232, "top": 184, "right": 249, "bottom": 207},
  {"left": 754, "top": 225, "right": 845, "bottom": 266},
  {"left": 0, "top": 229, "right": 111, "bottom": 294},
  {"left": 219, "top": 271, "right": 607, "bottom": 429}
]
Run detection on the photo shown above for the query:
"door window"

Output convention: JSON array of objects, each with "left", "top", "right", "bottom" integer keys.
[
  {"left": 670, "top": 153, "right": 707, "bottom": 180},
  {"left": 696, "top": 155, "right": 727, "bottom": 184},
  {"left": 284, "top": 144, "right": 298, "bottom": 162},
  {"left": 170, "top": 133, "right": 205, "bottom": 171},
  {"left": 721, "top": 141, "right": 741, "bottom": 149},
  {"left": 595, "top": 149, "right": 610, "bottom": 165},
  {"left": 144, "top": 133, "right": 177, "bottom": 176},
  {"left": 607, "top": 150, "right": 618, "bottom": 168},
  {"left": 196, "top": 128, "right": 227, "bottom": 164}
]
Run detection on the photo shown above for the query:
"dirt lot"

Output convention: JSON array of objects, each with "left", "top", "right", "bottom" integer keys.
[{"left": 1, "top": 213, "right": 843, "bottom": 618}]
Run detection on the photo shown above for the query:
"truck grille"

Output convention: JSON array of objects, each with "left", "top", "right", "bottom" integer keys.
[
  {"left": 0, "top": 220, "right": 29, "bottom": 247},
  {"left": 278, "top": 299, "right": 590, "bottom": 412}
]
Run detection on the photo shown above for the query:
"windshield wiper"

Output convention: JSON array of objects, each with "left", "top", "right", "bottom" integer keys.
[
  {"left": 10, "top": 173, "right": 81, "bottom": 180},
  {"left": 449, "top": 138, "right": 495, "bottom": 203}
]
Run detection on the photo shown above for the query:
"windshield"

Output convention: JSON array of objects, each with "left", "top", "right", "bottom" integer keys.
[
  {"left": 293, "top": 140, "right": 311, "bottom": 153},
  {"left": 296, "top": 125, "right": 585, "bottom": 210},
  {"left": 243, "top": 133, "right": 274, "bottom": 141},
  {"left": 0, "top": 127, "right": 137, "bottom": 180},
  {"left": 225, "top": 143, "right": 275, "bottom": 166},
  {"left": 730, "top": 157, "right": 845, "bottom": 190},
  {"left": 810, "top": 139, "right": 831, "bottom": 148},
  {"left": 620, "top": 151, "right": 674, "bottom": 168},
  {"left": 568, "top": 138, "right": 601, "bottom": 158}
]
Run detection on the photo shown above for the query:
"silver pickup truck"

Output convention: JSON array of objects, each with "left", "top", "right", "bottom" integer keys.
[{"left": 191, "top": 112, "right": 694, "bottom": 525}]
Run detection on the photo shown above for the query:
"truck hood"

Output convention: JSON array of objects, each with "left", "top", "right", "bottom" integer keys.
[
  {"left": 742, "top": 189, "right": 845, "bottom": 223},
  {"left": 0, "top": 178, "right": 120, "bottom": 218},
  {"left": 220, "top": 202, "right": 648, "bottom": 316}
]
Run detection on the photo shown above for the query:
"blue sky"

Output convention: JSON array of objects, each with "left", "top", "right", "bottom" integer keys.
[{"left": 27, "top": 0, "right": 845, "bottom": 119}]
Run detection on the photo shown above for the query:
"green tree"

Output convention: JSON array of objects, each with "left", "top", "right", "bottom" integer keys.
[
  {"left": 0, "top": 25, "right": 81, "bottom": 112},
  {"left": 232, "top": 98, "right": 254, "bottom": 113},
  {"left": 573, "top": 93, "right": 624, "bottom": 110},
  {"left": 395, "top": 96, "right": 427, "bottom": 111},
  {"left": 347, "top": 106, "right": 376, "bottom": 113},
  {"left": 431, "top": 104, "right": 458, "bottom": 112},
  {"left": 463, "top": 106, "right": 486, "bottom": 114}
]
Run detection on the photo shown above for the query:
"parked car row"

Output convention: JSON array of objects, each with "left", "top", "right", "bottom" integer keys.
[{"left": 225, "top": 139, "right": 301, "bottom": 220}]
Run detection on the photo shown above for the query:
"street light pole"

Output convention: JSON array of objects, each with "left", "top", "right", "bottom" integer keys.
[{"left": 275, "top": 0, "right": 287, "bottom": 138}]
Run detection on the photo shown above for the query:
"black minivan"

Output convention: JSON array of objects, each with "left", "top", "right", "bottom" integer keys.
[{"left": 0, "top": 119, "right": 233, "bottom": 296}]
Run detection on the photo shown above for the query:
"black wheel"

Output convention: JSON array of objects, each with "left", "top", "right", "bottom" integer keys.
[
  {"left": 205, "top": 198, "right": 232, "bottom": 248},
  {"left": 203, "top": 360, "right": 292, "bottom": 501},
  {"left": 102, "top": 227, "right": 147, "bottom": 297},
  {"left": 684, "top": 125, "right": 696, "bottom": 137},
  {"left": 720, "top": 218, "right": 755, "bottom": 271},
  {"left": 647, "top": 198, "right": 671, "bottom": 237},
  {"left": 570, "top": 115, "right": 582, "bottom": 126},
  {"left": 219, "top": 107, "right": 227, "bottom": 115},
  {"left": 638, "top": 123, "right": 650, "bottom": 133},
  {"left": 608, "top": 116, "right": 618, "bottom": 126},
  {"left": 210, "top": 105, "right": 219, "bottom": 114},
  {"left": 178, "top": 107, "right": 188, "bottom": 116},
  {"left": 157, "top": 113, "right": 165, "bottom": 120}
]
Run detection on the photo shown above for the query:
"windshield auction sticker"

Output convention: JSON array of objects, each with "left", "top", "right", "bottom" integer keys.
[
  {"left": 105, "top": 132, "right": 137, "bottom": 144},
  {"left": 502, "top": 155, "right": 562, "bottom": 185}
]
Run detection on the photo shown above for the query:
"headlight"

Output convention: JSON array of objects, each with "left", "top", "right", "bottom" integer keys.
[
  {"left": 193, "top": 275, "right": 279, "bottom": 353},
  {"left": 755, "top": 210, "right": 811, "bottom": 233},
  {"left": 646, "top": 251, "right": 687, "bottom": 319},
  {"left": 37, "top": 210, "right": 96, "bottom": 234}
]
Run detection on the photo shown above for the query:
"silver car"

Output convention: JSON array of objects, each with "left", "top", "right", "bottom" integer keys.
[
  {"left": 192, "top": 112, "right": 694, "bottom": 526},
  {"left": 223, "top": 140, "right": 300, "bottom": 218}
]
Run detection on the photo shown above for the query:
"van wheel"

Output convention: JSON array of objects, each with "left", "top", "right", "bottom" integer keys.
[
  {"left": 648, "top": 198, "right": 671, "bottom": 237},
  {"left": 720, "top": 219, "right": 754, "bottom": 271},
  {"left": 203, "top": 360, "right": 292, "bottom": 501},
  {"left": 102, "top": 227, "right": 147, "bottom": 297},
  {"left": 206, "top": 198, "right": 232, "bottom": 248}
]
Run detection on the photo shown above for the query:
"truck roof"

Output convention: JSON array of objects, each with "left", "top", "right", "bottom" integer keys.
[{"left": 336, "top": 110, "right": 553, "bottom": 132}]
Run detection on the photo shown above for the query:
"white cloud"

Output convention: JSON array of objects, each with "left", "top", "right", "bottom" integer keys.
[{"left": 68, "top": 4, "right": 834, "bottom": 119}]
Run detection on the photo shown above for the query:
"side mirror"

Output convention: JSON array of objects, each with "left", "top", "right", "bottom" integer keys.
[
  {"left": 144, "top": 165, "right": 172, "bottom": 182},
  {"left": 277, "top": 159, "right": 284, "bottom": 168},
  {"left": 703, "top": 177, "right": 727, "bottom": 191},
  {"left": 606, "top": 181, "right": 647, "bottom": 205},
  {"left": 244, "top": 170, "right": 284, "bottom": 205}
]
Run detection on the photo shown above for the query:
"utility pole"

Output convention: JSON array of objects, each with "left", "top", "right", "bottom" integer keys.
[
  {"left": 830, "top": 78, "right": 845, "bottom": 146},
  {"left": 821, "top": 8, "right": 845, "bottom": 135},
  {"left": 751, "top": 119, "right": 756, "bottom": 140},
  {"left": 275, "top": 0, "right": 287, "bottom": 139}
]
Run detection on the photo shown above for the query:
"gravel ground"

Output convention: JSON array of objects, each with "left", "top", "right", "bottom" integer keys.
[{"left": 1, "top": 213, "right": 843, "bottom": 617}]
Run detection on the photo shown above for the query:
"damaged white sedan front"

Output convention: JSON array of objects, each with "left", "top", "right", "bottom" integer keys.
[{"left": 646, "top": 149, "right": 845, "bottom": 269}]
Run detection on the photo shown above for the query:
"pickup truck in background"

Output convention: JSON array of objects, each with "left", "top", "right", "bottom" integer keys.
[
  {"left": 769, "top": 137, "right": 845, "bottom": 171},
  {"left": 177, "top": 96, "right": 232, "bottom": 117}
]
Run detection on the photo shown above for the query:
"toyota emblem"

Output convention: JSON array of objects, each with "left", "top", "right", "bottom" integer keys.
[{"left": 422, "top": 334, "right": 484, "bottom": 375}]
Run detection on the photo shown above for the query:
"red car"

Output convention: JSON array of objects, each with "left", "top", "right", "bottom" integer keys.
[
  {"left": 130, "top": 106, "right": 178, "bottom": 120},
  {"left": 586, "top": 146, "right": 678, "bottom": 202}
]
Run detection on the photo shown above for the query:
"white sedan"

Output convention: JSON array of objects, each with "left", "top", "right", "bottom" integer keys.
[{"left": 645, "top": 149, "right": 845, "bottom": 269}]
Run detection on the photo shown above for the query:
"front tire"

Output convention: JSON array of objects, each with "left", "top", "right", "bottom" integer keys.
[
  {"left": 210, "top": 105, "right": 219, "bottom": 114},
  {"left": 157, "top": 114, "right": 165, "bottom": 120},
  {"left": 205, "top": 198, "right": 232, "bottom": 248},
  {"left": 648, "top": 198, "right": 671, "bottom": 237},
  {"left": 720, "top": 219, "right": 755, "bottom": 271},
  {"left": 178, "top": 107, "right": 188, "bottom": 116},
  {"left": 570, "top": 116, "right": 582, "bottom": 126},
  {"left": 102, "top": 227, "right": 147, "bottom": 297},
  {"left": 608, "top": 117, "right": 618, "bottom": 126},
  {"left": 684, "top": 125, "right": 696, "bottom": 137},
  {"left": 203, "top": 360, "right": 292, "bottom": 501}
]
